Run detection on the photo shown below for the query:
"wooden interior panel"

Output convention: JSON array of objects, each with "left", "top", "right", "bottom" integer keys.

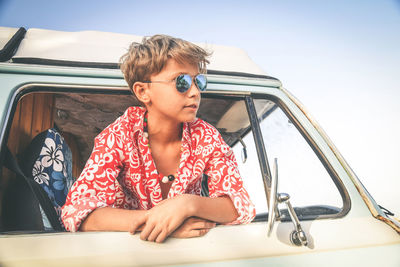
[
  {"left": 7, "top": 93, "right": 55, "bottom": 158},
  {"left": 3, "top": 93, "right": 55, "bottom": 185}
]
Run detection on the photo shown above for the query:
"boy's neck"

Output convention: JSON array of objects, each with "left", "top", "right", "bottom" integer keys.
[{"left": 146, "top": 111, "right": 182, "bottom": 144}]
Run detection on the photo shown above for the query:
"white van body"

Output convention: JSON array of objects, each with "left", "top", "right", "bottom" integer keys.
[{"left": 0, "top": 27, "right": 399, "bottom": 266}]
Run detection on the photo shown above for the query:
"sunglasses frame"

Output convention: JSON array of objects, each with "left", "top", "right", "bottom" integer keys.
[{"left": 143, "top": 73, "right": 207, "bottom": 93}]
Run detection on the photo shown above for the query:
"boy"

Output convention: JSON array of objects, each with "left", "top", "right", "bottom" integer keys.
[{"left": 61, "top": 35, "right": 255, "bottom": 243}]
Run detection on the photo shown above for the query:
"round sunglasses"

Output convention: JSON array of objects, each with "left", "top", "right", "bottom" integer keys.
[{"left": 144, "top": 74, "right": 207, "bottom": 93}]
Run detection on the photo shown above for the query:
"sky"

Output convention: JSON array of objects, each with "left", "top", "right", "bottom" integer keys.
[{"left": 1, "top": 0, "right": 399, "bottom": 214}]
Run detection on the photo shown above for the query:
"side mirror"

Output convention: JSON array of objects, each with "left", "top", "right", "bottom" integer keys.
[{"left": 266, "top": 158, "right": 308, "bottom": 246}]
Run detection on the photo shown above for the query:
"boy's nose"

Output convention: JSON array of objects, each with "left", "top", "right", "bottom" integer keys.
[{"left": 187, "top": 81, "right": 200, "bottom": 98}]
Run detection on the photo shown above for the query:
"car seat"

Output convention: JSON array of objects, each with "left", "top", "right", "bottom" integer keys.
[{"left": 2, "top": 128, "right": 74, "bottom": 231}]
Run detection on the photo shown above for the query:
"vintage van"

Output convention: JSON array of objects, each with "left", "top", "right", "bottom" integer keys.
[{"left": 0, "top": 27, "right": 399, "bottom": 266}]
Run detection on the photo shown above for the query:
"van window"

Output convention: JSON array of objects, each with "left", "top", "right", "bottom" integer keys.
[
  {"left": 1, "top": 90, "right": 268, "bottom": 232},
  {"left": 253, "top": 98, "right": 344, "bottom": 220}
]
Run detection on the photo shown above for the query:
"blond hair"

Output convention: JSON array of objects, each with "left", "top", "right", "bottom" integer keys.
[{"left": 120, "top": 34, "right": 211, "bottom": 91}]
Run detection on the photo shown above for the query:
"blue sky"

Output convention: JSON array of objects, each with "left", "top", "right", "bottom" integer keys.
[{"left": 1, "top": 0, "right": 400, "bottom": 214}]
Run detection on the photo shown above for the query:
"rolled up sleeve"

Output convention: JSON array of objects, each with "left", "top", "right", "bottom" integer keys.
[
  {"left": 61, "top": 123, "right": 125, "bottom": 232},
  {"left": 205, "top": 135, "right": 256, "bottom": 225}
]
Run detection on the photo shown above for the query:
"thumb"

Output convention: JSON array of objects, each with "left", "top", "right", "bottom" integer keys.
[{"left": 129, "top": 214, "right": 147, "bottom": 234}]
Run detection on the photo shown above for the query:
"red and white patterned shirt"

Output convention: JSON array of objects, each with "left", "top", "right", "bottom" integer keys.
[{"left": 61, "top": 107, "right": 255, "bottom": 232}]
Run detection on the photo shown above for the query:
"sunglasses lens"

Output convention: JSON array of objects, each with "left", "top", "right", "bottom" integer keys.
[
  {"left": 176, "top": 74, "right": 192, "bottom": 93},
  {"left": 175, "top": 74, "right": 207, "bottom": 93},
  {"left": 195, "top": 74, "right": 207, "bottom": 91}
]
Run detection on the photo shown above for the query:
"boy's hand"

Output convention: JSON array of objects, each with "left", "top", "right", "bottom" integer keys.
[
  {"left": 139, "top": 194, "right": 196, "bottom": 243},
  {"left": 171, "top": 217, "right": 216, "bottom": 238}
]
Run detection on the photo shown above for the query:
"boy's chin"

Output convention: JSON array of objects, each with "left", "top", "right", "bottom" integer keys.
[{"left": 181, "top": 114, "right": 198, "bottom": 123}]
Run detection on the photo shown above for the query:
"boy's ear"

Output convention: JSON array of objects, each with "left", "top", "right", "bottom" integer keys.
[{"left": 132, "top": 82, "right": 151, "bottom": 104}]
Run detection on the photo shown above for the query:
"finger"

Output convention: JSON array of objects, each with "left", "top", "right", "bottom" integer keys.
[
  {"left": 203, "top": 221, "right": 217, "bottom": 229},
  {"left": 196, "top": 228, "right": 210, "bottom": 237},
  {"left": 129, "top": 222, "right": 145, "bottom": 234},
  {"left": 189, "top": 220, "right": 216, "bottom": 230},
  {"left": 155, "top": 229, "right": 169, "bottom": 243},
  {"left": 129, "top": 215, "right": 147, "bottom": 234},
  {"left": 147, "top": 226, "right": 163, "bottom": 242},
  {"left": 186, "top": 228, "right": 210, "bottom": 238},
  {"left": 171, "top": 226, "right": 212, "bottom": 239},
  {"left": 182, "top": 217, "right": 205, "bottom": 226},
  {"left": 140, "top": 222, "right": 155, "bottom": 241},
  {"left": 155, "top": 220, "right": 182, "bottom": 243}
]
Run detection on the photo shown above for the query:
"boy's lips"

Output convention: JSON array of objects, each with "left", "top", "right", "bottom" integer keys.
[{"left": 184, "top": 104, "right": 198, "bottom": 109}]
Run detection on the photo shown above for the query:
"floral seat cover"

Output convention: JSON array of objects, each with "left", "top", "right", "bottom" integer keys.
[{"left": 26, "top": 128, "right": 74, "bottom": 230}]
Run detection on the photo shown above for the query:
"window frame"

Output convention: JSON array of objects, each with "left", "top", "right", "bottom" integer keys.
[{"left": 250, "top": 93, "right": 351, "bottom": 222}]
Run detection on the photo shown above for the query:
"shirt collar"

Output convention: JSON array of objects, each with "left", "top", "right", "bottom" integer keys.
[
  {"left": 182, "top": 121, "right": 192, "bottom": 150},
  {"left": 129, "top": 106, "right": 194, "bottom": 149},
  {"left": 130, "top": 106, "right": 147, "bottom": 136}
]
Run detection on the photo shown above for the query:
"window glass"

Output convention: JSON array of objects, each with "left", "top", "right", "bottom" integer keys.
[
  {"left": 253, "top": 98, "right": 343, "bottom": 217},
  {"left": 231, "top": 127, "right": 267, "bottom": 214}
]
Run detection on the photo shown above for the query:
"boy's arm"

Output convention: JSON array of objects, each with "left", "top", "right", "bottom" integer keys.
[
  {"left": 186, "top": 195, "right": 238, "bottom": 223},
  {"left": 80, "top": 207, "right": 147, "bottom": 232},
  {"left": 138, "top": 194, "right": 236, "bottom": 243},
  {"left": 80, "top": 200, "right": 218, "bottom": 242}
]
